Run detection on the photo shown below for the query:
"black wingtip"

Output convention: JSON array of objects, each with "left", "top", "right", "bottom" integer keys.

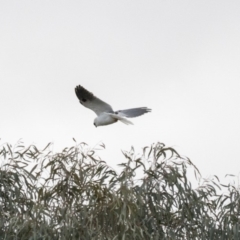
[
  {"left": 142, "top": 107, "right": 152, "bottom": 113},
  {"left": 75, "top": 85, "right": 94, "bottom": 102}
]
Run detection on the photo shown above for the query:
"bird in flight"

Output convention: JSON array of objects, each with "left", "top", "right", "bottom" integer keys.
[{"left": 75, "top": 85, "right": 151, "bottom": 127}]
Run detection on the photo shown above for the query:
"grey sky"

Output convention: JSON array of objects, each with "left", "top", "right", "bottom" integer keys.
[{"left": 1, "top": 0, "right": 240, "bottom": 179}]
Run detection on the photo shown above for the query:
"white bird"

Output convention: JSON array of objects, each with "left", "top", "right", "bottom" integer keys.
[{"left": 75, "top": 85, "right": 151, "bottom": 127}]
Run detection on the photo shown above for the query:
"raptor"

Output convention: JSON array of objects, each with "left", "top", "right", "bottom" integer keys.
[{"left": 75, "top": 85, "right": 151, "bottom": 127}]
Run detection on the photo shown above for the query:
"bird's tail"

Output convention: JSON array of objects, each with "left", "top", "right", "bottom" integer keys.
[{"left": 106, "top": 113, "right": 133, "bottom": 125}]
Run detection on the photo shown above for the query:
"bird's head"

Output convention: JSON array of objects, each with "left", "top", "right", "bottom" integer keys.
[{"left": 93, "top": 118, "right": 98, "bottom": 127}]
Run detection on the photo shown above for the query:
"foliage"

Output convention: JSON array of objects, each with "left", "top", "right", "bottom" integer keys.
[{"left": 0, "top": 140, "right": 239, "bottom": 239}]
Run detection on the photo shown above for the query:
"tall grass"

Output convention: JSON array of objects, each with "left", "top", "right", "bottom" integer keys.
[{"left": 0, "top": 141, "right": 239, "bottom": 239}]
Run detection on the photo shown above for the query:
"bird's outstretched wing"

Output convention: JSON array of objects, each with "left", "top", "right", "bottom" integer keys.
[
  {"left": 115, "top": 107, "right": 151, "bottom": 118},
  {"left": 75, "top": 85, "right": 113, "bottom": 116}
]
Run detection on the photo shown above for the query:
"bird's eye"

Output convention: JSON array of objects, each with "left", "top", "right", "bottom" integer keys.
[{"left": 81, "top": 98, "right": 87, "bottom": 102}]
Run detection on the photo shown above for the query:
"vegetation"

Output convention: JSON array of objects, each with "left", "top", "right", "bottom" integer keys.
[{"left": 0, "top": 140, "right": 239, "bottom": 239}]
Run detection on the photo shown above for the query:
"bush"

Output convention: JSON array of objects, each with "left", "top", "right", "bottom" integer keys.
[{"left": 0, "top": 141, "right": 239, "bottom": 239}]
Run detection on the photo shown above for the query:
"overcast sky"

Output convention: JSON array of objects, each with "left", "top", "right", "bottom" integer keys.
[{"left": 1, "top": 0, "right": 240, "bottom": 180}]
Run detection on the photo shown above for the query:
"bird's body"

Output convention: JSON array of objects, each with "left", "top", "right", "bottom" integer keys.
[
  {"left": 75, "top": 85, "right": 151, "bottom": 127},
  {"left": 95, "top": 113, "right": 118, "bottom": 126}
]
